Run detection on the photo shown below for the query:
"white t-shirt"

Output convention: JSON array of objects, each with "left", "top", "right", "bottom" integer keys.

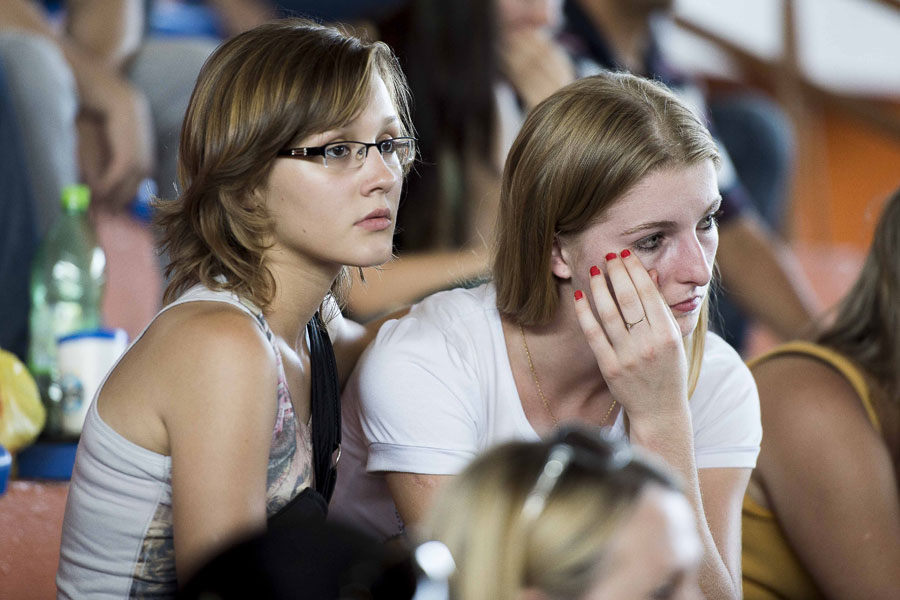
[{"left": 330, "top": 283, "right": 761, "bottom": 539}]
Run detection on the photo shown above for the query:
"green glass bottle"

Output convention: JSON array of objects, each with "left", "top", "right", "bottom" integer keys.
[{"left": 28, "top": 184, "right": 106, "bottom": 438}]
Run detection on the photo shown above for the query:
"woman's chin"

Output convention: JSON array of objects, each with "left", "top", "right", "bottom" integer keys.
[
  {"left": 355, "top": 249, "right": 395, "bottom": 270},
  {"left": 676, "top": 313, "right": 700, "bottom": 338}
]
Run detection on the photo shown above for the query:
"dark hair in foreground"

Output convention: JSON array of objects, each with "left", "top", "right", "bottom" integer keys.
[
  {"left": 817, "top": 187, "right": 900, "bottom": 407},
  {"left": 177, "top": 518, "right": 417, "bottom": 599},
  {"left": 421, "top": 426, "right": 681, "bottom": 600},
  {"left": 155, "top": 19, "right": 412, "bottom": 310}
]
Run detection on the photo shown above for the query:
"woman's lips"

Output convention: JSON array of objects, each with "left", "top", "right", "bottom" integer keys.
[
  {"left": 670, "top": 296, "right": 701, "bottom": 313},
  {"left": 356, "top": 208, "right": 392, "bottom": 231}
]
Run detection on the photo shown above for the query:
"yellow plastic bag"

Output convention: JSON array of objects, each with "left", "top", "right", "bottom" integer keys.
[{"left": 0, "top": 348, "right": 46, "bottom": 451}]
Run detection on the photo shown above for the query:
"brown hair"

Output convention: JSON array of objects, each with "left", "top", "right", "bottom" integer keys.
[
  {"left": 155, "top": 19, "right": 412, "bottom": 310},
  {"left": 818, "top": 187, "right": 900, "bottom": 408},
  {"left": 492, "top": 72, "right": 720, "bottom": 392},
  {"left": 421, "top": 427, "right": 682, "bottom": 600}
]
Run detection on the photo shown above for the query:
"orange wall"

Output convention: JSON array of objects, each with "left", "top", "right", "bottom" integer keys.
[{"left": 791, "top": 103, "right": 900, "bottom": 251}]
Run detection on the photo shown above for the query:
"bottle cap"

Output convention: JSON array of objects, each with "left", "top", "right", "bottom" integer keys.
[{"left": 60, "top": 184, "right": 91, "bottom": 212}]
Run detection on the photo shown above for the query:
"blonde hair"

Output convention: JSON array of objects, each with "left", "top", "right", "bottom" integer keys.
[
  {"left": 492, "top": 72, "right": 720, "bottom": 393},
  {"left": 818, "top": 187, "right": 900, "bottom": 408},
  {"left": 155, "top": 19, "right": 412, "bottom": 311},
  {"left": 421, "top": 428, "right": 680, "bottom": 600}
]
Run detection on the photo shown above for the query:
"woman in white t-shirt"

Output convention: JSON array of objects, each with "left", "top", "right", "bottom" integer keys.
[{"left": 332, "top": 72, "right": 760, "bottom": 600}]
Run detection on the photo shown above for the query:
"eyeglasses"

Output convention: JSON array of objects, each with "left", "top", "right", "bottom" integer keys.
[
  {"left": 276, "top": 137, "right": 416, "bottom": 171},
  {"left": 521, "top": 427, "right": 633, "bottom": 522}
]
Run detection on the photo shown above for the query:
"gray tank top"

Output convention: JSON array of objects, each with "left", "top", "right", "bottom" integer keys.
[{"left": 57, "top": 284, "right": 314, "bottom": 599}]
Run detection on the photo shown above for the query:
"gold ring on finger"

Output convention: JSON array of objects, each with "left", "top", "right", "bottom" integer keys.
[{"left": 625, "top": 315, "right": 646, "bottom": 330}]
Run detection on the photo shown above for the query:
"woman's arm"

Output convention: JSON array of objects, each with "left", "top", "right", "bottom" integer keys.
[
  {"left": 160, "top": 308, "right": 279, "bottom": 583},
  {"left": 386, "top": 472, "right": 453, "bottom": 527},
  {"left": 345, "top": 248, "right": 489, "bottom": 322},
  {"left": 628, "top": 415, "right": 749, "bottom": 599},
  {"left": 574, "top": 252, "right": 744, "bottom": 599},
  {"left": 753, "top": 357, "right": 900, "bottom": 599}
]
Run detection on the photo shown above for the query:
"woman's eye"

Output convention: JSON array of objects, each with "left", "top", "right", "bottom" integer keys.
[
  {"left": 634, "top": 233, "right": 663, "bottom": 252},
  {"left": 378, "top": 139, "right": 396, "bottom": 154},
  {"left": 325, "top": 144, "right": 351, "bottom": 159},
  {"left": 699, "top": 209, "right": 722, "bottom": 231}
]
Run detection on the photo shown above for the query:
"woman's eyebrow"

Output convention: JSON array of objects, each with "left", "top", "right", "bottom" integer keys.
[
  {"left": 321, "top": 115, "right": 399, "bottom": 141},
  {"left": 621, "top": 219, "right": 677, "bottom": 236},
  {"left": 620, "top": 196, "right": 723, "bottom": 236}
]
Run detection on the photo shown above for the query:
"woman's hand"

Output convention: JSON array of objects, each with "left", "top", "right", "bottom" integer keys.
[
  {"left": 572, "top": 250, "right": 688, "bottom": 421},
  {"left": 575, "top": 252, "right": 743, "bottom": 599},
  {"left": 499, "top": 29, "right": 576, "bottom": 111},
  {"left": 77, "top": 68, "right": 155, "bottom": 212}
]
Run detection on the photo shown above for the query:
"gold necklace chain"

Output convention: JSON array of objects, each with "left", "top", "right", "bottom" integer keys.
[{"left": 518, "top": 323, "right": 617, "bottom": 428}]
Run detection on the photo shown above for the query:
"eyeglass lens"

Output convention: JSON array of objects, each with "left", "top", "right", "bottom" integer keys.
[{"left": 323, "top": 138, "right": 414, "bottom": 170}]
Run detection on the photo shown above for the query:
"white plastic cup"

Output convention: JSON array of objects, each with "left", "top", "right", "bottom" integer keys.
[{"left": 57, "top": 328, "right": 128, "bottom": 437}]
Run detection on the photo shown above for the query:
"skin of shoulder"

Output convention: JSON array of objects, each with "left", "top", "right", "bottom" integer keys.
[
  {"left": 98, "top": 301, "right": 281, "bottom": 581},
  {"left": 751, "top": 353, "right": 900, "bottom": 598},
  {"left": 100, "top": 301, "right": 278, "bottom": 455}
]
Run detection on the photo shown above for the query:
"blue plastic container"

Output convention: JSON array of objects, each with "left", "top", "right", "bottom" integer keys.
[
  {"left": 15, "top": 441, "right": 78, "bottom": 480},
  {"left": 0, "top": 444, "right": 11, "bottom": 494}
]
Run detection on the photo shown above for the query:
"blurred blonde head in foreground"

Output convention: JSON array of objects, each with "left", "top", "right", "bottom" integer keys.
[{"left": 421, "top": 427, "right": 703, "bottom": 600}]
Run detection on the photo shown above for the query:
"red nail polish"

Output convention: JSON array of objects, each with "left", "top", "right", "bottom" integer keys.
[
  {"left": 605, "top": 252, "right": 617, "bottom": 261},
  {"left": 621, "top": 249, "right": 631, "bottom": 258},
  {"left": 590, "top": 265, "right": 601, "bottom": 277},
  {"left": 574, "top": 290, "right": 583, "bottom": 301}
]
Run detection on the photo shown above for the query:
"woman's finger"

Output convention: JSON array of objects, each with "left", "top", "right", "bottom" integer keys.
[
  {"left": 573, "top": 289, "right": 618, "bottom": 370},
  {"left": 604, "top": 251, "right": 647, "bottom": 330},
  {"left": 620, "top": 251, "right": 680, "bottom": 334},
  {"left": 587, "top": 264, "right": 629, "bottom": 341}
]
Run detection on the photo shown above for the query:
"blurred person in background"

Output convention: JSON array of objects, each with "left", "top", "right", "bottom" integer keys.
[
  {"left": 742, "top": 186, "right": 900, "bottom": 599},
  {"left": 57, "top": 19, "right": 414, "bottom": 596},
  {"left": 0, "top": 0, "right": 218, "bottom": 349},
  {"left": 421, "top": 427, "right": 703, "bottom": 600},
  {"left": 0, "top": 62, "right": 37, "bottom": 361},
  {"left": 351, "top": 0, "right": 579, "bottom": 319},
  {"left": 0, "top": 0, "right": 216, "bottom": 226},
  {"left": 332, "top": 72, "right": 760, "bottom": 600},
  {"left": 560, "top": 0, "right": 819, "bottom": 353}
]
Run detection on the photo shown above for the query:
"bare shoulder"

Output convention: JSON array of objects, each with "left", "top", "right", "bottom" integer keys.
[
  {"left": 145, "top": 302, "right": 277, "bottom": 405},
  {"left": 100, "top": 302, "right": 278, "bottom": 453},
  {"left": 751, "top": 353, "right": 867, "bottom": 428},
  {"left": 750, "top": 352, "right": 883, "bottom": 485}
]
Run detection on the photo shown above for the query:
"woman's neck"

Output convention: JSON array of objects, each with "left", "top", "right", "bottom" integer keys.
[
  {"left": 263, "top": 252, "right": 342, "bottom": 349},
  {"left": 502, "top": 284, "right": 614, "bottom": 418}
]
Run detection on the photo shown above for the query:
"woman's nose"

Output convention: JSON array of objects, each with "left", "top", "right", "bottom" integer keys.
[
  {"left": 676, "top": 235, "right": 714, "bottom": 287},
  {"left": 360, "top": 148, "right": 400, "bottom": 195}
]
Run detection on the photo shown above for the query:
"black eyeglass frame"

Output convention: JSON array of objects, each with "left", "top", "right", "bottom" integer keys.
[{"left": 276, "top": 136, "right": 417, "bottom": 168}]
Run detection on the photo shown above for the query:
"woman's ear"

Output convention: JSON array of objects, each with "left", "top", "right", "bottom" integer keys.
[{"left": 550, "top": 235, "right": 573, "bottom": 280}]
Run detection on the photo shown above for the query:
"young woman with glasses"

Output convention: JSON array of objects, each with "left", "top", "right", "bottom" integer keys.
[
  {"left": 422, "top": 427, "right": 703, "bottom": 600},
  {"left": 331, "top": 72, "right": 760, "bottom": 599},
  {"left": 57, "top": 19, "right": 414, "bottom": 597}
]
